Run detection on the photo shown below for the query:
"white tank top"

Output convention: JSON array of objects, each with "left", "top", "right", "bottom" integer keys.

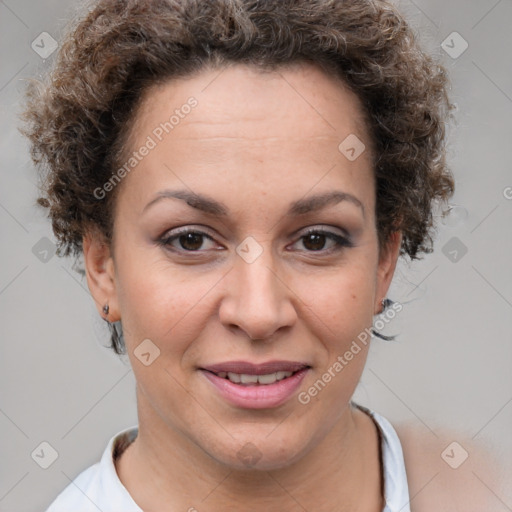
[{"left": 45, "top": 402, "right": 411, "bottom": 511}]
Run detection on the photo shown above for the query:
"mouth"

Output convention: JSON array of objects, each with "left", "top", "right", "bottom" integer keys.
[
  {"left": 208, "top": 370, "right": 298, "bottom": 385},
  {"left": 200, "top": 360, "right": 311, "bottom": 385},
  {"left": 198, "top": 360, "right": 311, "bottom": 409}
]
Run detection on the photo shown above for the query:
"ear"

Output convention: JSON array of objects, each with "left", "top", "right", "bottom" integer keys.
[
  {"left": 374, "top": 230, "right": 402, "bottom": 315},
  {"left": 82, "top": 227, "right": 120, "bottom": 322}
]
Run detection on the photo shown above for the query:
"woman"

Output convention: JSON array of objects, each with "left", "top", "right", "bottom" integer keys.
[{"left": 22, "top": 0, "right": 459, "bottom": 510}]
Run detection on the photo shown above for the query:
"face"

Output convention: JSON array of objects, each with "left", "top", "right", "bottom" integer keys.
[{"left": 84, "top": 62, "right": 401, "bottom": 470}]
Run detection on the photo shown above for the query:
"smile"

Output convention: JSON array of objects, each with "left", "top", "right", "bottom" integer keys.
[
  {"left": 213, "top": 370, "right": 294, "bottom": 385},
  {"left": 199, "top": 361, "right": 311, "bottom": 409}
]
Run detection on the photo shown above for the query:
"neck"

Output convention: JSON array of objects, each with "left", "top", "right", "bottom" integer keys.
[{"left": 116, "top": 390, "right": 383, "bottom": 512}]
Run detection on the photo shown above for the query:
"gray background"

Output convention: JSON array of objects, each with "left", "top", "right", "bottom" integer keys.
[{"left": 1, "top": 0, "right": 511, "bottom": 510}]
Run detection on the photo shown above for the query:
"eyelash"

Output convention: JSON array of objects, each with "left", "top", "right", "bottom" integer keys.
[{"left": 157, "top": 227, "right": 354, "bottom": 255}]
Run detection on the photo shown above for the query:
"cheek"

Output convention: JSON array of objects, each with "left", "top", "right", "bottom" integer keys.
[
  {"left": 299, "top": 276, "right": 375, "bottom": 402},
  {"left": 115, "top": 252, "right": 220, "bottom": 352},
  {"left": 291, "top": 265, "right": 375, "bottom": 341}
]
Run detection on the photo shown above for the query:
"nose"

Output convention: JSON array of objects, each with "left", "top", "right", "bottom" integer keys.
[{"left": 218, "top": 246, "right": 297, "bottom": 341}]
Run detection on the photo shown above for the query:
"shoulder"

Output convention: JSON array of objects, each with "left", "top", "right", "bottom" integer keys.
[
  {"left": 393, "top": 422, "right": 511, "bottom": 512},
  {"left": 45, "top": 463, "right": 103, "bottom": 512},
  {"left": 45, "top": 426, "right": 140, "bottom": 512}
]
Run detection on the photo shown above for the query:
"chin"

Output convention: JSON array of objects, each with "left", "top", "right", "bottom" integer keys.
[{"left": 200, "top": 424, "right": 313, "bottom": 472}]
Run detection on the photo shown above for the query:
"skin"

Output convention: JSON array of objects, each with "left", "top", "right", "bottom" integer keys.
[{"left": 83, "top": 62, "right": 403, "bottom": 511}]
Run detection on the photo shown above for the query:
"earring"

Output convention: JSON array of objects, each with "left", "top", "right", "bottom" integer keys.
[
  {"left": 102, "top": 303, "right": 109, "bottom": 319},
  {"left": 380, "top": 298, "right": 393, "bottom": 314}
]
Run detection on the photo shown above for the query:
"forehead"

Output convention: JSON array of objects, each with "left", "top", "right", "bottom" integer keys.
[
  {"left": 115, "top": 62, "right": 375, "bottom": 219},
  {"left": 131, "top": 61, "right": 371, "bottom": 149}
]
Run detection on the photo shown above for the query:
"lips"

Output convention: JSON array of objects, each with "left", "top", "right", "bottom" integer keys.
[
  {"left": 198, "top": 360, "right": 312, "bottom": 408},
  {"left": 200, "top": 360, "right": 310, "bottom": 375}
]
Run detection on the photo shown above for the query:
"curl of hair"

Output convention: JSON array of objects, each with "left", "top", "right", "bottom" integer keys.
[{"left": 21, "top": 0, "right": 455, "bottom": 354}]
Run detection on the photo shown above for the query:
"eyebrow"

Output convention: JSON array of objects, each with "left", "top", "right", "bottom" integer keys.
[{"left": 142, "top": 189, "right": 365, "bottom": 218}]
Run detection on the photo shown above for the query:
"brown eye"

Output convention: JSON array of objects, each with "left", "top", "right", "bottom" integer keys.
[
  {"left": 303, "top": 233, "right": 328, "bottom": 251},
  {"left": 159, "top": 229, "right": 217, "bottom": 252},
  {"left": 177, "top": 232, "right": 204, "bottom": 251},
  {"left": 293, "top": 228, "right": 354, "bottom": 253}
]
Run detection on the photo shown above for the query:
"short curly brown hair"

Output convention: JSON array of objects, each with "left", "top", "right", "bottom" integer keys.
[{"left": 21, "top": 0, "right": 454, "bottom": 262}]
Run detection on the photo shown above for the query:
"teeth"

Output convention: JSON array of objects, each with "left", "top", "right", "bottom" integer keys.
[
  {"left": 240, "top": 374, "right": 259, "bottom": 384},
  {"left": 216, "top": 370, "right": 294, "bottom": 385},
  {"left": 227, "top": 372, "right": 240, "bottom": 383}
]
